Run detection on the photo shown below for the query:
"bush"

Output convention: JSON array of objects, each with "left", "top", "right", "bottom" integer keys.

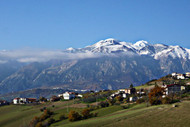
[
  {"left": 162, "top": 96, "right": 172, "bottom": 104},
  {"left": 35, "top": 122, "right": 43, "bottom": 127},
  {"left": 81, "top": 109, "right": 92, "bottom": 119},
  {"left": 149, "top": 86, "right": 164, "bottom": 105},
  {"left": 59, "top": 114, "right": 67, "bottom": 121},
  {"left": 122, "top": 106, "right": 128, "bottom": 109},
  {"left": 99, "top": 101, "right": 109, "bottom": 108},
  {"left": 68, "top": 110, "right": 82, "bottom": 121},
  {"left": 29, "top": 116, "right": 40, "bottom": 127},
  {"left": 39, "top": 109, "right": 53, "bottom": 121},
  {"left": 136, "top": 98, "right": 145, "bottom": 104},
  {"left": 115, "top": 96, "right": 123, "bottom": 102},
  {"left": 149, "top": 97, "right": 162, "bottom": 105},
  {"left": 48, "top": 117, "right": 55, "bottom": 125},
  {"left": 93, "top": 112, "right": 98, "bottom": 117},
  {"left": 107, "top": 99, "right": 116, "bottom": 106}
]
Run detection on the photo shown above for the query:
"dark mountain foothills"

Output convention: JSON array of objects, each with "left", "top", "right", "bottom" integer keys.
[
  {"left": 1, "top": 38, "right": 190, "bottom": 95},
  {"left": 0, "top": 55, "right": 190, "bottom": 95}
]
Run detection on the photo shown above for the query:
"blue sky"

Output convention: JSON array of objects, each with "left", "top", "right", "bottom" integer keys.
[{"left": 0, "top": 0, "right": 190, "bottom": 50}]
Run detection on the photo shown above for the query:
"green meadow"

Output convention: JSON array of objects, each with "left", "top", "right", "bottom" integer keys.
[{"left": 1, "top": 100, "right": 190, "bottom": 127}]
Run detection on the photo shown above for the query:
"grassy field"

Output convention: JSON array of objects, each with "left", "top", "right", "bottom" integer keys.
[
  {"left": 0, "top": 100, "right": 84, "bottom": 127},
  {"left": 52, "top": 101, "right": 190, "bottom": 127},
  {"left": 1, "top": 99, "right": 190, "bottom": 127}
]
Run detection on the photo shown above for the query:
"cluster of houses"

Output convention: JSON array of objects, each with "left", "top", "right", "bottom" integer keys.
[
  {"left": 0, "top": 100, "right": 9, "bottom": 106},
  {"left": 13, "top": 98, "right": 37, "bottom": 104},
  {"left": 58, "top": 91, "right": 83, "bottom": 100},
  {"left": 12, "top": 91, "right": 83, "bottom": 105},
  {"left": 110, "top": 87, "right": 145, "bottom": 102},
  {"left": 171, "top": 72, "right": 190, "bottom": 80},
  {"left": 110, "top": 82, "right": 187, "bottom": 102}
]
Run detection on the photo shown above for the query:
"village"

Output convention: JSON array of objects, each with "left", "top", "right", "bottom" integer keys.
[
  {"left": 1, "top": 72, "right": 190, "bottom": 127},
  {"left": 0, "top": 72, "right": 190, "bottom": 106}
]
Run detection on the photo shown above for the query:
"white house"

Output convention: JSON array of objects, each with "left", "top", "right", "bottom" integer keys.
[
  {"left": 122, "top": 93, "right": 127, "bottom": 98},
  {"left": 171, "top": 72, "right": 178, "bottom": 77},
  {"left": 13, "top": 98, "right": 20, "bottom": 104},
  {"left": 177, "top": 74, "right": 185, "bottom": 79},
  {"left": 186, "top": 72, "right": 190, "bottom": 78},
  {"left": 129, "top": 97, "right": 138, "bottom": 102},
  {"left": 13, "top": 98, "right": 36, "bottom": 104},
  {"left": 63, "top": 92, "right": 75, "bottom": 100},
  {"left": 13, "top": 98, "right": 27, "bottom": 104},
  {"left": 77, "top": 94, "right": 83, "bottom": 98}
]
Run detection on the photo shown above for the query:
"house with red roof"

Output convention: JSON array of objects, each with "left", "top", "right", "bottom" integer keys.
[{"left": 163, "top": 84, "right": 185, "bottom": 96}]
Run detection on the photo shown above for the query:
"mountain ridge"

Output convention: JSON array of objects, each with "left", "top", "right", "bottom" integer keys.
[{"left": 0, "top": 38, "right": 190, "bottom": 94}]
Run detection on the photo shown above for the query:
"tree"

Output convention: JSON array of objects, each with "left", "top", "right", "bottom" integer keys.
[
  {"left": 59, "top": 114, "right": 67, "bottom": 121},
  {"left": 35, "top": 122, "right": 43, "bottom": 127},
  {"left": 81, "top": 109, "right": 92, "bottom": 119},
  {"left": 68, "top": 110, "right": 82, "bottom": 121},
  {"left": 39, "top": 97, "right": 47, "bottom": 102},
  {"left": 148, "top": 86, "right": 165, "bottom": 105},
  {"left": 130, "top": 84, "right": 134, "bottom": 88},
  {"left": 48, "top": 117, "right": 55, "bottom": 125},
  {"left": 29, "top": 116, "right": 40, "bottom": 127}
]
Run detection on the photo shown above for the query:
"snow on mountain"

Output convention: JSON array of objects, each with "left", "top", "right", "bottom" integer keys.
[
  {"left": 133, "top": 40, "right": 149, "bottom": 50},
  {"left": 84, "top": 38, "right": 135, "bottom": 53},
  {"left": 75, "top": 38, "right": 190, "bottom": 60}
]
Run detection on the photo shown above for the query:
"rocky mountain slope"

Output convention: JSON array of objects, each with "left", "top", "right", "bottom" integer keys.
[{"left": 0, "top": 38, "right": 190, "bottom": 94}]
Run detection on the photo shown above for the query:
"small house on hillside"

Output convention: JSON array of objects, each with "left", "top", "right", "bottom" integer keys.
[
  {"left": 177, "top": 74, "right": 185, "bottom": 80},
  {"left": 0, "top": 100, "right": 9, "bottom": 106},
  {"left": 172, "top": 72, "right": 178, "bottom": 77},
  {"left": 13, "top": 98, "right": 37, "bottom": 104},
  {"left": 164, "top": 84, "right": 185, "bottom": 95},
  {"left": 186, "top": 72, "right": 190, "bottom": 78},
  {"left": 125, "top": 88, "right": 136, "bottom": 95},
  {"left": 59, "top": 92, "right": 75, "bottom": 100}
]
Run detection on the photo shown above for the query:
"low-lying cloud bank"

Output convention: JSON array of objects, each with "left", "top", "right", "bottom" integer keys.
[
  {"left": 0, "top": 48, "right": 137, "bottom": 63},
  {"left": 0, "top": 49, "right": 103, "bottom": 63}
]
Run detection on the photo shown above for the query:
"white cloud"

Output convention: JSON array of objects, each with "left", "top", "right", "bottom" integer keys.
[{"left": 0, "top": 49, "right": 105, "bottom": 63}]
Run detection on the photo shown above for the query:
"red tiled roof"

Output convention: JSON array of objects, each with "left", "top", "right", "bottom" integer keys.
[{"left": 167, "top": 84, "right": 179, "bottom": 87}]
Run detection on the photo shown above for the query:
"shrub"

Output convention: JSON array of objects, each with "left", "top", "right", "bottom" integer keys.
[
  {"left": 121, "top": 106, "right": 128, "bottom": 109},
  {"left": 93, "top": 112, "right": 98, "bottom": 117},
  {"left": 115, "top": 96, "right": 123, "bottom": 102},
  {"left": 99, "top": 101, "right": 109, "bottom": 108},
  {"left": 149, "top": 97, "right": 162, "bottom": 105},
  {"left": 59, "top": 114, "right": 67, "bottom": 121},
  {"left": 40, "top": 108, "right": 44, "bottom": 112},
  {"left": 48, "top": 117, "right": 55, "bottom": 125},
  {"left": 35, "top": 122, "right": 43, "bottom": 127},
  {"left": 136, "top": 98, "right": 145, "bottom": 104},
  {"left": 39, "top": 109, "right": 53, "bottom": 121},
  {"left": 29, "top": 116, "right": 40, "bottom": 127},
  {"left": 68, "top": 110, "right": 82, "bottom": 121},
  {"left": 81, "top": 109, "right": 92, "bottom": 119},
  {"left": 149, "top": 86, "right": 164, "bottom": 105},
  {"left": 107, "top": 99, "right": 116, "bottom": 106},
  {"left": 162, "top": 96, "right": 172, "bottom": 104}
]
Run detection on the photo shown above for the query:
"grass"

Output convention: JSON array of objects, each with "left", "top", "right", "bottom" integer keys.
[
  {"left": 51, "top": 101, "right": 190, "bottom": 127},
  {"left": 1, "top": 99, "right": 190, "bottom": 127},
  {"left": 0, "top": 100, "right": 82, "bottom": 127}
]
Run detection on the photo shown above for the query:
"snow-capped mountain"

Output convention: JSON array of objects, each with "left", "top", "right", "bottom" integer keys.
[
  {"left": 1, "top": 38, "right": 190, "bottom": 94},
  {"left": 65, "top": 38, "right": 190, "bottom": 60}
]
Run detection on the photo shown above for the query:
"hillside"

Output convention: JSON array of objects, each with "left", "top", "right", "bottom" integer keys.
[
  {"left": 1, "top": 99, "right": 190, "bottom": 127},
  {"left": 1, "top": 38, "right": 190, "bottom": 94}
]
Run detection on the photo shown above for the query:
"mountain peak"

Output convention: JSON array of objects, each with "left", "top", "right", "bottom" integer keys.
[
  {"left": 89, "top": 38, "right": 120, "bottom": 48},
  {"left": 133, "top": 40, "right": 149, "bottom": 50}
]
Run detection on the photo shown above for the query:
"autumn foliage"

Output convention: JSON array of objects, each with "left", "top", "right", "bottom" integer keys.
[
  {"left": 148, "top": 85, "right": 165, "bottom": 105},
  {"left": 68, "top": 110, "right": 82, "bottom": 121}
]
